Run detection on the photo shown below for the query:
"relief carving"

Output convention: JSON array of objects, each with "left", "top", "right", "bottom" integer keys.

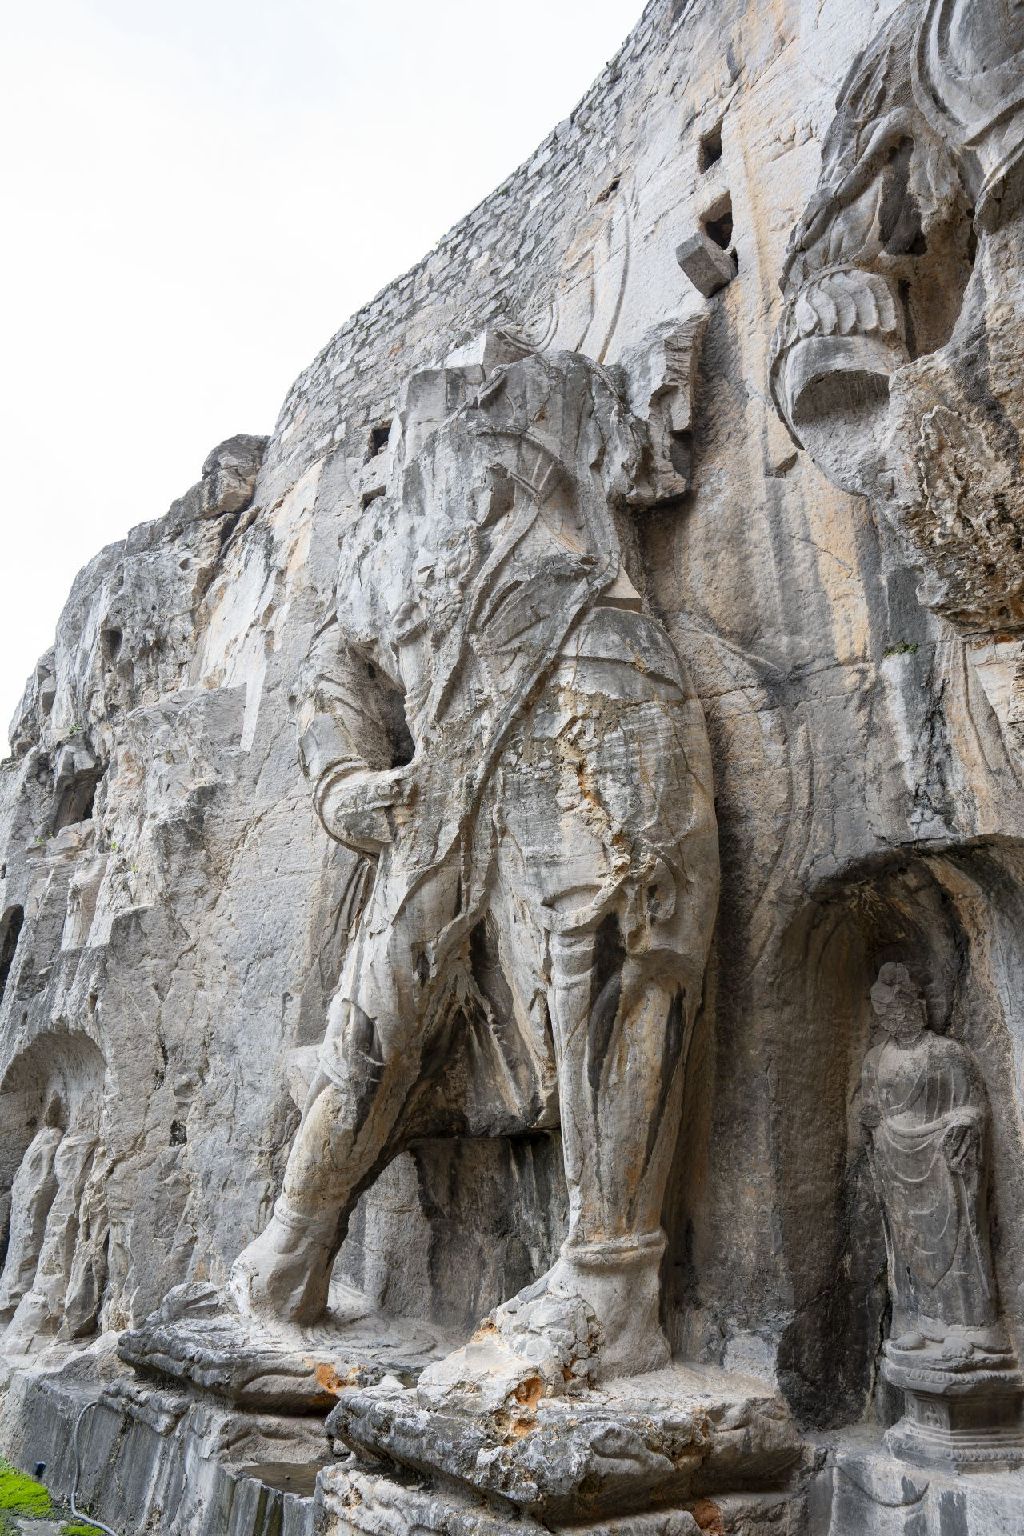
[
  {"left": 771, "top": 0, "right": 1024, "bottom": 645},
  {"left": 0, "top": 1093, "right": 63, "bottom": 1328},
  {"left": 122, "top": 336, "right": 720, "bottom": 1407},
  {"left": 861, "top": 963, "right": 1024, "bottom": 1469},
  {"left": 0, "top": 1036, "right": 109, "bottom": 1356}
]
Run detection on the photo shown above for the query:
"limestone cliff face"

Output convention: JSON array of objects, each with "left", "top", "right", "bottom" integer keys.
[{"left": 1, "top": 0, "right": 1023, "bottom": 1443}]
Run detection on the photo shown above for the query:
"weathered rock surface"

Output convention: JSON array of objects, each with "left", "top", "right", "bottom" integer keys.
[
  {"left": 118, "top": 1280, "right": 450, "bottom": 1412},
  {"left": 328, "top": 1365, "right": 807, "bottom": 1522},
  {"left": 1, "top": 0, "right": 1023, "bottom": 1533}
]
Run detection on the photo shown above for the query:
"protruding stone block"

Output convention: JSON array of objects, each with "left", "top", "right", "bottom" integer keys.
[{"left": 675, "top": 232, "right": 736, "bottom": 298}]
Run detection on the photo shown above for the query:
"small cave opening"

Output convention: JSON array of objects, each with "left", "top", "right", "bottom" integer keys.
[
  {"left": 698, "top": 120, "right": 723, "bottom": 172},
  {"left": 702, "top": 192, "right": 733, "bottom": 250},
  {"left": 101, "top": 627, "right": 123, "bottom": 664},
  {"left": 0, "top": 906, "right": 25, "bottom": 1004},
  {"left": 54, "top": 769, "right": 103, "bottom": 831},
  {"left": 366, "top": 421, "right": 393, "bottom": 462}
]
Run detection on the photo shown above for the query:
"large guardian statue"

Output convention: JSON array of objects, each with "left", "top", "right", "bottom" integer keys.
[{"left": 125, "top": 336, "right": 719, "bottom": 1397}]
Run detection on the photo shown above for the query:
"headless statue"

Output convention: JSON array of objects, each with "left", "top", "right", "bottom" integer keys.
[{"left": 228, "top": 342, "right": 719, "bottom": 1381}]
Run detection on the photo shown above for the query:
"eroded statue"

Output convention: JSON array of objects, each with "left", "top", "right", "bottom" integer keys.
[
  {"left": 125, "top": 336, "right": 719, "bottom": 1400},
  {"left": 862, "top": 962, "right": 1023, "bottom": 1468},
  {"left": 862, "top": 963, "right": 1004, "bottom": 1362},
  {"left": 0, "top": 1094, "right": 63, "bottom": 1329},
  {"left": 771, "top": 0, "right": 1024, "bottom": 639}
]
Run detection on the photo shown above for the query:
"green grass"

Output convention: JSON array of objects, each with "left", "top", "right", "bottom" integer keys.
[
  {"left": 0, "top": 1461, "right": 53, "bottom": 1518},
  {"left": 0, "top": 1459, "right": 104, "bottom": 1533}
]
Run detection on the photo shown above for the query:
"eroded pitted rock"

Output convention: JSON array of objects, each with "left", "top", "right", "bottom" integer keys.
[
  {"left": 327, "top": 1365, "right": 807, "bottom": 1525},
  {"left": 771, "top": 0, "right": 1024, "bottom": 755}
]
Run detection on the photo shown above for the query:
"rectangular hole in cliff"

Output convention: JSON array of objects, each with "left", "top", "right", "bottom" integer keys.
[
  {"left": 55, "top": 768, "right": 104, "bottom": 830},
  {"left": 101, "top": 626, "right": 123, "bottom": 664},
  {"left": 360, "top": 487, "right": 386, "bottom": 510},
  {"left": 698, "top": 121, "right": 723, "bottom": 172},
  {"left": 366, "top": 421, "right": 392, "bottom": 461},
  {"left": 702, "top": 192, "right": 733, "bottom": 249},
  {"left": 0, "top": 906, "right": 25, "bottom": 1003},
  {"left": 669, "top": 430, "right": 692, "bottom": 482}
]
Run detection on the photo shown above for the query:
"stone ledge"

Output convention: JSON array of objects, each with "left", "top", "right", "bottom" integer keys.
[
  {"left": 315, "top": 1465, "right": 803, "bottom": 1536},
  {"left": 327, "top": 1365, "right": 809, "bottom": 1524},
  {"left": 0, "top": 1347, "right": 327, "bottom": 1536}
]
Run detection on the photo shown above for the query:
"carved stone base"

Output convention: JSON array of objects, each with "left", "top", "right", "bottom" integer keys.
[
  {"left": 326, "top": 1364, "right": 810, "bottom": 1525},
  {"left": 822, "top": 1440, "right": 1024, "bottom": 1536},
  {"left": 0, "top": 1342, "right": 324, "bottom": 1536},
  {"left": 316, "top": 1465, "right": 802, "bottom": 1536},
  {"left": 881, "top": 1355, "right": 1024, "bottom": 1472},
  {"left": 118, "top": 1282, "right": 450, "bottom": 1414}
]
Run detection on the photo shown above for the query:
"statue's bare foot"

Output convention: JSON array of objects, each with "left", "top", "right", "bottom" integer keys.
[
  {"left": 227, "top": 1198, "right": 367, "bottom": 1328},
  {"left": 940, "top": 1336, "right": 975, "bottom": 1364},
  {"left": 419, "top": 1233, "right": 668, "bottom": 1409}
]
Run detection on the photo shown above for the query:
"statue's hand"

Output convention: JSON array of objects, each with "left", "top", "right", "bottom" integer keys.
[
  {"left": 315, "top": 763, "right": 416, "bottom": 855},
  {"left": 942, "top": 1111, "right": 981, "bottom": 1173},
  {"left": 860, "top": 1103, "right": 882, "bottom": 1132}
]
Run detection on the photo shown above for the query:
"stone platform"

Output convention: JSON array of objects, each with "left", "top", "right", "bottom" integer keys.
[
  {"left": 817, "top": 1437, "right": 1024, "bottom": 1536},
  {"left": 880, "top": 1350, "right": 1024, "bottom": 1474},
  {"left": 316, "top": 1464, "right": 804, "bottom": 1536},
  {"left": 326, "top": 1363, "right": 811, "bottom": 1531},
  {"left": 117, "top": 1281, "right": 452, "bottom": 1413},
  {"left": 0, "top": 1342, "right": 327, "bottom": 1536},
  {"left": 0, "top": 1344, "right": 817, "bottom": 1536}
]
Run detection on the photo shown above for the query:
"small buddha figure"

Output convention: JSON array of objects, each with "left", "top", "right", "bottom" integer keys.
[
  {"left": 0, "top": 1093, "right": 64, "bottom": 1327},
  {"left": 861, "top": 962, "right": 1010, "bottom": 1367}
]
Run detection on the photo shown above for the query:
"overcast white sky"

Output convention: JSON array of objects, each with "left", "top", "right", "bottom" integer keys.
[{"left": 0, "top": 0, "right": 642, "bottom": 748}]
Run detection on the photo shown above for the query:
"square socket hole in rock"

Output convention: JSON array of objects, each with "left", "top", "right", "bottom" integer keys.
[
  {"left": 698, "top": 120, "right": 723, "bottom": 172},
  {"left": 702, "top": 191, "right": 733, "bottom": 250},
  {"left": 366, "top": 420, "right": 393, "bottom": 461}
]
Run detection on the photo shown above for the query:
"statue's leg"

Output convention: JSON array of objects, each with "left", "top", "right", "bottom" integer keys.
[
  {"left": 543, "top": 925, "right": 693, "bottom": 1375},
  {"left": 476, "top": 677, "right": 715, "bottom": 1379},
  {"left": 230, "top": 860, "right": 457, "bottom": 1324}
]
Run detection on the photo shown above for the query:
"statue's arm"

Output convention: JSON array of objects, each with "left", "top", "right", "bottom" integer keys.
[
  {"left": 298, "top": 624, "right": 413, "bottom": 855},
  {"left": 941, "top": 1042, "right": 988, "bottom": 1169},
  {"left": 859, "top": 1047, "right": 882, "bottom": 1133}
]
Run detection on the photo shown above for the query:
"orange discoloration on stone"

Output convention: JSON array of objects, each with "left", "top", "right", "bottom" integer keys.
[
  {"left": 313, "top": 1360, "right": 358, "bottom": 1396},
  {"left": 690, "top": 1497, "right": 726, "bottom": 1535},
  {"left": 513, "top": 1373, "right": 545, "bottom": 1410}
]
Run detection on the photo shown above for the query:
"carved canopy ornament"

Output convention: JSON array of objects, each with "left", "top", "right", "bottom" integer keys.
[
  {"left": 769, "top": 0, "right": 1024, "bottom": 638},
  {"left": 916, "top": 0, "right": 1024, "bottom": 223}
]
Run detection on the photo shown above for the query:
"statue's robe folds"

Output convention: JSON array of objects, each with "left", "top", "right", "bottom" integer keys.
[
  {"left": 310, "top": 355, "right": 714, "bottom": 1001},
  {"left": 294, "top": 353, "right": 717, "bottom": 1166},
  {"left": 863, "top": 1033, "right": 998, "bottom": 1334}
]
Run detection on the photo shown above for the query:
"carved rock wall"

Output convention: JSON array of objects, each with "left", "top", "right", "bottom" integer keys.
[{"left": 1, "top": 0, "right": 1023, "bottom": 1485}]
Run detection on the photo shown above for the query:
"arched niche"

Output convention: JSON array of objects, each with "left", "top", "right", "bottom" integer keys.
[
  {"left": 770, "top": 841, "right": 1024, "bottom": 1429},
  {"left": 0, "top": 1031, "right": 108, "bottom": 1344},
  {"left": 0, "top": 905, "right": 25, "bottom": 1006}
]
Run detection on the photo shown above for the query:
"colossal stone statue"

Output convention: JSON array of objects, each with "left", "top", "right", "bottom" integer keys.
[
  {"left": 124, "top": 337, "right": 719, "bottom": 1400},
  {"left": 231, "top": 340, "right": 719, "bottom": 1383}
]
